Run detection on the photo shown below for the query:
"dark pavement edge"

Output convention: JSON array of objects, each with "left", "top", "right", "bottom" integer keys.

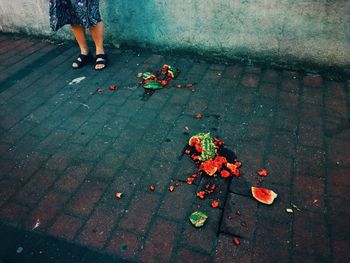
[{"left": 0, "top": 220, "right": 132, "bottom": 263}]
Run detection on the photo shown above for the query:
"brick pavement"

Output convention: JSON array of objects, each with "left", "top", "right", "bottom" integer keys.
[{"left": 0, "top": 33, "right": 349, "bottom": 263}]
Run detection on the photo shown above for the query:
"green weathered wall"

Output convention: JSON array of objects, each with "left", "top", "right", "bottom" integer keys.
[{"left": 0, "top": 0, "right": 349, "bottom": 68}]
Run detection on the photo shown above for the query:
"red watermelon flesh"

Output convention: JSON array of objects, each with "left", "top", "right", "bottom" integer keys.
[{"left": 251, "top": 187, "right": 277, "bottom": 205}]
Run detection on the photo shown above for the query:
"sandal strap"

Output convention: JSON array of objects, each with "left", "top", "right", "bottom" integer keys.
[
  {"left": 73, "top": 53, "right": 92, "bottom": 68},
  {"left": 96, "top": 54, "right": 107, "bottom": 60},
  {"left": 95, "top": 60, "right": 107, "bottom": 65}
]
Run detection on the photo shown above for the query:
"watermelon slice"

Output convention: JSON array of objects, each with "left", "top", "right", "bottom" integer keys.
[
  {"left": 251, "top": 186, "right": 277, "bottom": 205},
  {"left": 189, "top": 136, "right": 201, "bottom": 147},
  {"left": 199, "top": 159, "right": 217, "bottom": 176}
]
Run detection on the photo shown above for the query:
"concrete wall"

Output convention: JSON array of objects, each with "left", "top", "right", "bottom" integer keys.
[{"left": 0, "top": 0, "right": 349, "bottom": 68}]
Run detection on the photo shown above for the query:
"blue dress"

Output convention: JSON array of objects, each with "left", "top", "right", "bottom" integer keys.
[{"left": 49, "top": 0, "right": 101, "bottom": 31}]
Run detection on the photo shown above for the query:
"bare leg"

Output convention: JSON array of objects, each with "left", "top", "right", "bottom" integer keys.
[
  {"left": 89, "top": 21, "right": 106, "bottom": 70},
  {"left": 71, "top": 25, "right": 89, "bottom": 68}
]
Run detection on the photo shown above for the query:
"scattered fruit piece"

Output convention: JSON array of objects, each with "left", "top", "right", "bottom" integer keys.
[
  {"left": 160, "top": 80, "right": 168, "bottom": 86},
  {"left": 213, "top": 156, "right": 228, "bottom": 171},
  {"left": 185, "top": 149, "right": 191, "bottom": 155},
  {"left": 187, "top": 177, "right": 195, "bottom": 185},
  {"left": 241, "top": 222, "right": 248, "bottom": 228},
  {"left": 189, "top": 136, "right": 201, "bottom": 147},
  {"left": 291, "top": 203, "right": 301, "bottom": 211},
  {"left": 258, "top": 169, "right": 268, "bottom": 177},
  {"left": 251, "top": 186, "right": 278, "bottom": 205},
  {"left": 177, "top": 84, "right": 182, "bottom": 88},
  {"left": 186, "top": 83, "right": 193, "bottom": 88},
  {"left": 234, "top": 161, "right": 242, "bottom": 168},
  {"left": 236, "top": 210, "right": 241, "bottom": 216},
  {"left": 214, "top": 137, "right": 224, "bottom": 147},
  {"left": 169, "top": 185, "right": 175, "bottom": 192},
  {"left": 220, "top": 169, "right": 231, "bottom": 178},
  {"left": 226, "top": 163, "right": 240, "bottom": 177},
  {"left": 233, "top": 237, "right": 240, "bottom": 246},
  {"left": 211, "top": 200, "right": 219, "bottom": 208},
  {"left": 150, "top": 185, "right": 155, "bottom": 191},
  {"left": 197, "top": 191, "right": 206, "bottom": 199},
  {"left": 115, "top": 192, "right": 123, "bottom": 199},
  {"left": 195, "top": 143, "right": 203, "bottom": 153},
  {"left": 97, "top": 88, "right": 103, "bottom": 93},
  {"left": 286, "top": 208, "right": 293, "bottom": 213},
  {"left": 196, "top": 113, "right": 203, "bottom": 119},
  {"left": 199, "top": 159, "right": 217, "bottom": 176},
  {"left": 109, "top": 85, "right": 117, "bottom": 91},
  {"left": 189, "top": 211, "right": 208, "bottom": 228}
]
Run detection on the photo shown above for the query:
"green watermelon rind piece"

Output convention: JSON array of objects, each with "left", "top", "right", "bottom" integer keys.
[
  {"left": 189, "top": 211, "right": 208, "bottom": 228},
  {"left": 142, "top": 72, "right": 156, "bottom": 80},
  {"left": 143, "top": 81, "right": 164, "bottom": 90},
  {"left": 199, "top": 136, "right": 216, "bottom": 161},
  {"left": 188, "top": 133, "right": 217, "bottom": 161}
]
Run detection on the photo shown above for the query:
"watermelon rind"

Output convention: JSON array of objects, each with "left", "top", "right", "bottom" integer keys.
[
  {"left": 251, "top": 186, "right": 277, "bottom": 205},
  {"left": 189, "top": 211, "right": 208, "bottom": 227}
]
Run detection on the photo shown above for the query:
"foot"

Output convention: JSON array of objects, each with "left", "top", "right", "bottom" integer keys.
[
  {"left": 72, "top": 52, "right": 92, "bottom": 69},
  {"left": 95, "top": 54, "right": 107, "bottom": 70}
]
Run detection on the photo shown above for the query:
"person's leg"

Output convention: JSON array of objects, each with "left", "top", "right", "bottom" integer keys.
[
  {"left": 89, "top": 21, "right": 106, "bottom": 70},
  {"left": 71, "top": 25, "right": 90, "bottom": 68}
]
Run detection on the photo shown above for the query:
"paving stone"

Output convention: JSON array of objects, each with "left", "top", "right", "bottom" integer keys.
[
  {"left": 332, "top": 239, "right": 350, "bottom": 263},
  {"left": 138, "top": 218, "right": 179, "bottom": 263},
  {"left": 181, "top": 203, "right": 222, "bottom": 254},
  {"left": 293, "top": 211, "right": 330, "bottom": 258},
  {"left": 215, "top": 234, "right": 252, "bottom": 263},
  {"left": 292, "top": 176, "right": 326, "bottom": 212},
  {"left": 66, "top": 179, "right": 107, "bottom": 217},
  {"left": 175, "top": 248, "right": 211, "bottom": 263},
  {"left": 326, "top": 137, "right": 350, "bottom": 166},
  {"left": 25, "top": 190, "right": 69, "bottom": 230},
  {"left": 328, "top": 167, "right": 350, "bottom": 199},
  {"left": 259, "top": 82, "right": 278, "bottom": 98},
  {"left": 295, "top": 145, "right": 326, "bottom": 177},
  {"left": 119, "top": 192, "right": 160, "bottom": 234},
  {"left": 75, "top": 203, "right": 122, "bottom": 249},
  {"left": 281, "top": 78, "right": 300, "bottom": 94},
  {"left": 328, "top": 196, "right": 350, "bottom": 241},
  {"left": 158, "top": 183, "right": 197, "bottom": 220},
  {"left": 257, "top": 184, "right": 292, "bottom": 224},
  {"left": 0, "top": 179, "right": 22, "bottom": 207},
  {"left": 252, "top": 219, "right": 290, "bottom": 263},
  {"left": 300, "top": 103, "right": 323, "bottom": 126},
  {"left": 54, "top": 164, "right": 92, "bottom": 193},
  {"left": 0, "top": 33, "right": 349, "bottom": 263},
  {"left": 15, "top": 169, "right": 59, "bottom": 206},
  {"left": 303, "top": 75, "right": 323, "bottom": 88},
  {"left": 220, "top": 193, "right": 257, "bottom": 239},
  {"left": 0, "top": 202, "right": 30, "bottom": 225},
  {"left": 265, "top": 154, "right": 293, "bottom": 185},
  {"left": 106, "top": 230, "right": 143, "bottom": 261},
  {"left": 48, "top": 214, "right": 83, "bottom": 240},
  {"left": 298, "top": 124, "right": 323, "bottom": 147}
]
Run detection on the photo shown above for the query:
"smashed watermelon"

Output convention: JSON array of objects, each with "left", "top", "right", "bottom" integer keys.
[{"left": 251, "top": 186, "right": 277, "bottom": 205}]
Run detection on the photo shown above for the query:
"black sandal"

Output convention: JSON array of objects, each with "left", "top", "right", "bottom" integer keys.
[
  {"left": 95, "top": 54, "right": 108, "bottom": 70},
  {"left": 72, "top": 52, "right": 92, "bottom": 69}
]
